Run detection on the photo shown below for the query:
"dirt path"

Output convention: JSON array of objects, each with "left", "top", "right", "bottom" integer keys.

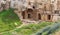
[{"left": 53, "top": 31, "right": 60, "bottom": 35}]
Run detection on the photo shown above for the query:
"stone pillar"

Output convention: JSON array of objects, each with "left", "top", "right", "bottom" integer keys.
[
  {"left": 41, "top": 14, "right": 45, "bottom": 21},
  {"left": 25, "top": 11, "right": 28, "bottom": 19},
  {"left": 52, "top": 14, "right": 59, "bottom": 22},
  {"left": 32, "top": 10, "right": 38, "bottom": 20},
  {"left": 45, "top": 14, "right": 48, "bottom": 21},
  {"left": 19, "top": 11, "right": 23, "bottom": 20}
]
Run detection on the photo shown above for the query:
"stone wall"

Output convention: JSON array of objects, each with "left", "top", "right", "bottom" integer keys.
[
  {"left": 0, "top": 0, "right": 10, "bottom": 11},
  {"left": 13, "top": 0, "right": 60, "bottom": 23}
]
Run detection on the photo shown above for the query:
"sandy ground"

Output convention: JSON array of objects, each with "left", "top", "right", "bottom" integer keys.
[{"left": 52, "top": 31, "right": 60, "bottom": 35}]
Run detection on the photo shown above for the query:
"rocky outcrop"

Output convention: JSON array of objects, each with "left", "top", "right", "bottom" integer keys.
[{"left": 0, "top": 0, "right": 10, "bottom": 11}]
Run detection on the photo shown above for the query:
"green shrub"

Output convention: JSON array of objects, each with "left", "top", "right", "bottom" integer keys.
[
  {"left": 15, "top": 22, "right": 53, "bottom": 35},
  {"left": 0, "top": 8, "right": 22, "bottom": 32}
]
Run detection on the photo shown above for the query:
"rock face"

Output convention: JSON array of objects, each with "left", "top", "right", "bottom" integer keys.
[
  {"left": 0, "top": 0, "right": 10, "bottom": 11},
  {"left": 11, "top": 0, "right": 60, "bottom": 23}
]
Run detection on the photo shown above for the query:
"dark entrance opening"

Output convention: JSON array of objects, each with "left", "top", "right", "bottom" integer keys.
[
  {"left": 38, "top": 14, "right": 41, "bottom": 20},
  {"left": 55, "top": 10, "right": 59, "bottom": 14},
  {"left": 22, "top": 12, "right": 25, "bottom": 19},
  {"left": 28, "top": 14, "right": 31, "bottom": 18},
  {"left": 27, "top": 9, "right": 33, "bottom": 12},
  {"left": 48, "top": 15, "right": 51, "bottom": 20}
]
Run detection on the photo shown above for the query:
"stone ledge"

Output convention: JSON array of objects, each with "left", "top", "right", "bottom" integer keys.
[{"left": 21, "top": 19, "right": 42, "bottom": 24}]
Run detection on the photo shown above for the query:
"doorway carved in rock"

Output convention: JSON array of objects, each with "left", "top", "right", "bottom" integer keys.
[
  {"left": 22, "top": 12, "right": 25, "bottom": 19},
  {"left": 47, "top": 15, "right": 51, "bottom": 20},
  {"left": 38, "top": 14, "right": 41, "bottom": 20}
]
